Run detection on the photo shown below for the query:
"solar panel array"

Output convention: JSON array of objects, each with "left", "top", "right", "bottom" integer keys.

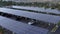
[{"left": 0, "top": 6, "right": 60, "bottom": 34}]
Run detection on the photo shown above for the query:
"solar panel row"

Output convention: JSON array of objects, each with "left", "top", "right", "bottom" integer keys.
[
  {"left": 12, "top": 6, "right": 60, "bottom": 15},
  {"left": 10, "top": 7, "right": 60, "bottom": 16},
  {"left": 0, "top": 16, "right": 49, "bottom": 34}
]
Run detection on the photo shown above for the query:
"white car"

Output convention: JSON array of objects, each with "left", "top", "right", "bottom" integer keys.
[{"left": 28, "top": 21, "right": 35, "bottom": 25}]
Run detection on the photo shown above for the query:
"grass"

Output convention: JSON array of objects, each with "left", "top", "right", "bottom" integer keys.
[
  {"left": 57, "top": 22, "right": 60, "bottom": 26},
  {"left": 51, "top": 25, "right": 58, "bottom": 32}
]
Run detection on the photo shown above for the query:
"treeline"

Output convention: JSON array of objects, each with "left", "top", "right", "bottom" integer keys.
[
  {"left": 12, "top": 2, "right": 60, "bottom": 10},
  {"left": 0, "top": 1, "right": 60, "bottom": 10},
  {"left": 13, "top": 2, "right": 60, "bottom": 10},
  {"left": 0, "top": 1, "right": 12, "bottom": 6}
]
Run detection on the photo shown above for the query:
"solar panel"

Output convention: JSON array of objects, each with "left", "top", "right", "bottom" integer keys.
[
  {"left": 0, "top": 8, "right": 60, "bottom": 24},
  {"left": 0, "top": 16, "right": 49, "bottom": 34},
  {"left": 12, "top": 6, "right": 60, "bottom": 14}
]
